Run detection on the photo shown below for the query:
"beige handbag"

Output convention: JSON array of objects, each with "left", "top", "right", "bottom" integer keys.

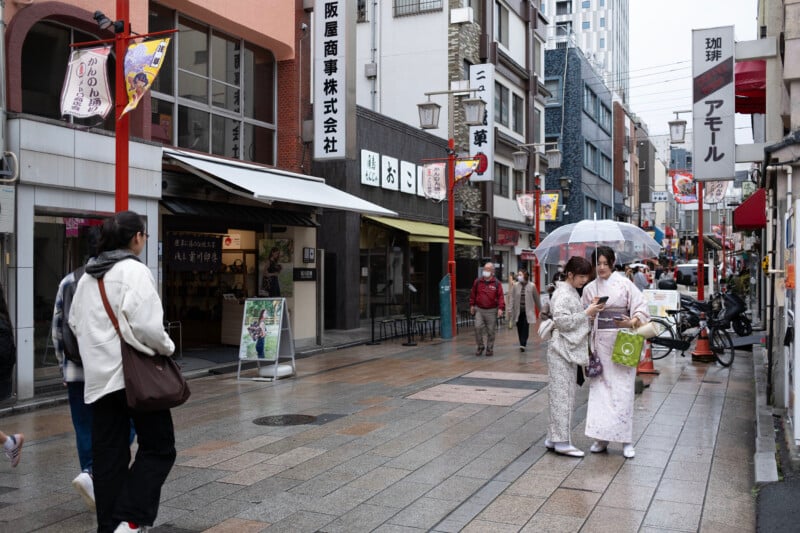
[{"left": 633, "top": 321, "right": 659, "bottom": 339}]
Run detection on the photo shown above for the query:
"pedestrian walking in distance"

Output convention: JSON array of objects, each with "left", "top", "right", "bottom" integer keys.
[
  {"left": 509, "top": 270, "right": 541, "bottom": 352},
  {"left": 469, "top": 262, "right": 505, "bottom": 356}
]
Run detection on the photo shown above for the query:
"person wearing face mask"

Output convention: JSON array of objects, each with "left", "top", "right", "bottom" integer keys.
[
  {"left": 581, "top": 246, "right": 650, "bottom": 459},
  {"left": 509, "top": 270, "right": 541, "bottom": 351},
  {"left": 469, "top": 263, "right": 505, "bottom": 356}
]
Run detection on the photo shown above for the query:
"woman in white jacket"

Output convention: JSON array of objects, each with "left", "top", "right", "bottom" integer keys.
[{"left": 69, "top": 211, "right": 175, "bottom": 533}]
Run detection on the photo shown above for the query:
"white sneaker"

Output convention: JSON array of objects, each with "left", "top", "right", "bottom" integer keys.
[
  {"left": 114, "top": 523, "right": 149, "bottom": 532},
  {"left": 72, "top": 472, "right": 95, "bottom": 511},
  {"left": 623, "top": 443, "right": 636, "bottom": 458},
  {"left": 3, "top": 433, "right": 23, "bottom": 467},
  {"left": 544, "top": 438, "right": 555, "bottom": 450},
  {"left": 589, "top": 440, "right": 608, "bottom": 453}
]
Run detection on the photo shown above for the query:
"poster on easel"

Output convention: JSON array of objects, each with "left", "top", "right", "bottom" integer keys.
[{"left": 237, "top": 298, "right": 295, "bottom": 380}]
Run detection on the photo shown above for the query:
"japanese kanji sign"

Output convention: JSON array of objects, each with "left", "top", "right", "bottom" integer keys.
[
  {"left": 381, "top": 155, "right": 399, "bottom": 191},
  {"left": 60, "top": 46, "right": 112, "bottom": 119},
  {"left": 167, "top": 233, "right": 222, "bottom": 272},
  {"left": 469, "top": 64, "right": 495, "bottom": 182},
  {"left": 313, "top": 0, "right": 354, "bottom": 160},
  {"left": 360, "top": 149, "right": 380, "bottom": 187},
  {"left": 692, "top": 26, "right": 735, "bottom": 182},
  {"left": 422, "top": 163, "right": 447, "bottom": 201}
]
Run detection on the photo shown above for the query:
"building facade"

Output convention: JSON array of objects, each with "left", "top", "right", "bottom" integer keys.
[
  {"left": 544, "top": 46, "right": 613, "bottom": 236},
  {"left": 541, "top": 0, "right": 629, "bottom": 103},
  {"left": 1, "top": 0, "right": 391, "bottom": 400}
]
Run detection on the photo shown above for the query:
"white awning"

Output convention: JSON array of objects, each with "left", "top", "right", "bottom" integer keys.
[{"left": 163, "top": 148, "right": 396, "bottom": 217}]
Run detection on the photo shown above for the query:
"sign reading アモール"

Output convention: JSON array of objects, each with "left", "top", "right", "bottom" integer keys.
[{"left": 692, "top": 26, "right": 735, "bottom": 182}]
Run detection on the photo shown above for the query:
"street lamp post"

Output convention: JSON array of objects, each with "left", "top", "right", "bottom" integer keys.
[
  {"left": 512, "top": 144, "right": 562, "bottom": 294},
  {"left": 418, "top": 90, "right": 485, "bottom": 338}
]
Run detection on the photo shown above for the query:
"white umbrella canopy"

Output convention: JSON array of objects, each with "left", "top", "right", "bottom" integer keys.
[{"left": 533, "top": 219, "right": 662, "bottom": 265}]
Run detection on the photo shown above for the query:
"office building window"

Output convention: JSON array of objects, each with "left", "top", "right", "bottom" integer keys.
[
  {"left": 582, "top": 0, "right": 591, "bottom": 7},
  {"left": 149, "top": 4, "right": 276, "bottom": 164},
  {"left": 512, "top": 94, "right": 524, "bottom": 134},
  {"left": 513, "top": 170, "right": 525, "bottom": 196},
  {"left": 496, "top": 2, "right": 509, "bottom": 47},
  {"left": 584, "top": 142, "right": 597, "bottom": 170},
  {"left": 494, "top": 163, "right": 510, "bottom": 197},
  {"left": 495, "top": 82, "right": 510, "bottom": 126},
  {"left": 583, "top": 85, "right": 597, "bottom": 117},
  {"left": 582, "top": 21, "right": 590, "bottom": 30},
  {"left": 556, "top": 1, "right": 572, "bottom": 15},
  {"left": 393, "top": 0, "right": 444, "bottom": 17},
  {"left": 600, "top": 37, "right": 605, "bottom": 48}
]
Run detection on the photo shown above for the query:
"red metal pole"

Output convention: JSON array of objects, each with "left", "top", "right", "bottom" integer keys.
[
  {"left": 697, "top": 182, "right": 705, "bottom": 301},
  {"left": 448, "top": 138, "right": 457, "bottom": 338},
  {"left": 115, "top": 0, "right": 130, "bottom": 212},
  {"left": 721, "top": 214, "right": 725, "bottom": 287},
  {"left": 533, "top": 183, "right": 541, "bottom": 316}
]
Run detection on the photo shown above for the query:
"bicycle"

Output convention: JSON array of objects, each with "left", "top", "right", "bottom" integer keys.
[{"left": 647, "top": 309, "right": 735, "bottom": 367}]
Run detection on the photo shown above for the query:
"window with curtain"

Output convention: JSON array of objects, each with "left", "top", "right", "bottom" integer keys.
[{"left": 149, "top": 3, "right": 276, "bottom": 164}]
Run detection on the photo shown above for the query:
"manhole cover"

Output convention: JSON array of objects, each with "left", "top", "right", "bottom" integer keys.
[{"left": 253, "top": 414, "right": 317, "bottom": 426}]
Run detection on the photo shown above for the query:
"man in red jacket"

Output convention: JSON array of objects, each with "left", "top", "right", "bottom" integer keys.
[{"left": 469, "top": 262, "right": 505, "bottom": 356}]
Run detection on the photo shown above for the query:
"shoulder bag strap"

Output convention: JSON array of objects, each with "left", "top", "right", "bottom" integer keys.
[{"left": 97, "top": 278, "right": 122, "bottom": 335}]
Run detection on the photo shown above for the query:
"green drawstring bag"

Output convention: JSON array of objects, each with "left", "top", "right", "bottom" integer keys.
[{"left": 611, "top": 329, "right": 644, "bottom": 367}]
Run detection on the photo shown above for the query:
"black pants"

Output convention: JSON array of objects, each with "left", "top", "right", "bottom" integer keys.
[
  {"left": 517, "top": 313, "right": 529, "bottom": 347},
  {"left": 93, "top": 389, "right": 176, "bottom": 533}
]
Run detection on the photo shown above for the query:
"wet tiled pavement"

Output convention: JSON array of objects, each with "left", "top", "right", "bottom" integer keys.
[{"left": 0, "top": 326, "right": 755, "bottom": 532}]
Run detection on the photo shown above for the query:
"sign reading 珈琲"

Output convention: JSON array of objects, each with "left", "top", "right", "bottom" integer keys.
[{"left": 692, "top": 26, "right": 735, "bottom": 182}]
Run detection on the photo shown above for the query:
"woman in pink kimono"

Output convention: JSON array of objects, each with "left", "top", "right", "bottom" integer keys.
[{"left": 582, "top": 246, "right": 650, "bottom": 458}]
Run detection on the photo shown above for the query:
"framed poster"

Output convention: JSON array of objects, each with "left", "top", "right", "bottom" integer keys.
[
  {"left": 258, "top": 239, "right": 293, "bottom": 297},
  {"left": 238, "top": 298, "right": 284, "bottom": 361}
]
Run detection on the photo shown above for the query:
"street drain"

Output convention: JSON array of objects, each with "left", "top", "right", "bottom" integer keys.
[{"left": 253, "top": 414, "right": 317, "bottom": 426}]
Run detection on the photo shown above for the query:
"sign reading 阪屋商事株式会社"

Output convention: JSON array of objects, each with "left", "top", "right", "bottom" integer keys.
[
  {"left": 313, "top": 0, "right": 355, "bottom": 161},
  {"left": 692, "top": 26, "right": 735, "bottom": 182}
]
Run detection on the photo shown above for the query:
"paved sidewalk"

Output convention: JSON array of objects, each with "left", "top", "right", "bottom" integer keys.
[{"left": 0, "top": 327, "right": 755, "bottom": 532}]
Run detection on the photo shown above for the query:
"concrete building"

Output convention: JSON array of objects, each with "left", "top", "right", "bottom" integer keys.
[
  {"left": 541, "top": 0, "right": 629, "bottom": 103},
  {"left": 0, "top": 1, "right": 392, "bottom": 400},
  {"left": 544, "top": 46, "right": 613, "bottom": 233},
  {"left": 314, "top": 0, "right": 551, "bottom": 329}
]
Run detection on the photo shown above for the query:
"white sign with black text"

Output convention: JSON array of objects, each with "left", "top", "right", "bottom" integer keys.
[
  {"left": 692, "top": 26, "right": 735, "bottom": 182},
  {"left": 469, "top": 64, "right": 494, "bottom": 182}
]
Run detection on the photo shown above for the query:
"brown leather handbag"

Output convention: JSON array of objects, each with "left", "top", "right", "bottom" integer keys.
[{"left": 98, "top": 278, "right": 190, "bottom": 412}]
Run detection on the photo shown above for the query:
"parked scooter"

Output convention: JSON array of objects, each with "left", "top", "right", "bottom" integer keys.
[{"left": 679, "top": 291, "right": 752, "bottom": 336}]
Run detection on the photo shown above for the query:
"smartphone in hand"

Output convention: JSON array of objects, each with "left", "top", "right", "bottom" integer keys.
[{"left": 597, "top": 296, "right": 609, "bottom": 304}]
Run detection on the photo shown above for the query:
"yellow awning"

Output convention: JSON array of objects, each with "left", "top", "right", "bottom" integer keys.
[{"left": 365, "top": 216, "right": 482, "bottom": 246}]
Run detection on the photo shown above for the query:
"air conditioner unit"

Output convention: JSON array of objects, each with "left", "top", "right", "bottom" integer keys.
[{"left": 450, "top": 7, "right": 473, "bottom": 24}]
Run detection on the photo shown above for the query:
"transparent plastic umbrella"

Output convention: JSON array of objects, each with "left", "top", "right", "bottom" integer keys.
[{"left": 533, "top": 219, "right": 662, "bottom": 265}]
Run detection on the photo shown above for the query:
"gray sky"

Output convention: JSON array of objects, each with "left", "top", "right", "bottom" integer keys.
[{"left": 628, "top": 0, "right": 758, "bottom": 142}]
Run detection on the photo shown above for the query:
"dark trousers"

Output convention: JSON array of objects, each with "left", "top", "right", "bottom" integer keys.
[
  {"left": 517, "top": 313, "right": 530, "bottom": 347},
  {"left": 93, "top": 389, "right": 176, "bottom": 533}
]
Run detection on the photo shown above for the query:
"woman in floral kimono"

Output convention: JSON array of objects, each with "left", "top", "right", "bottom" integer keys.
[
  {"left": 544, "top": 257, "right": 605, "bottom": 457},
  {"left": 582, "top": 246, "right": 650, "bottom": 459}
]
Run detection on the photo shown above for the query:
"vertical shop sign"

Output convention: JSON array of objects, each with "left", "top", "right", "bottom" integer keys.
[
  {"left": 360, "top": 149, "right": 380, "bottom": 186},
  {"left": 692, "top": 26, "right": 735, "bottom": 181},
  {"left": 313, "top": 0, "right": 355, "bottom": 160},
  {"left": 60, "top": 46, "right": 113, "bottom": 118},
  {"left": 469, "top": 64, "right": 494, "bottom": 182}
]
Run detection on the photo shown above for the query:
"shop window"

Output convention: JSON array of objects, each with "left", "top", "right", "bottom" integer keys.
[{"left": 149, "top": 3, "right": 276, "bottom": 164}]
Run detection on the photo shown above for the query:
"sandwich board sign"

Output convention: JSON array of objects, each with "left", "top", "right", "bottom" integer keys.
[{"left": 237, "top": 298, "right": 296, "bottom": 381}]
